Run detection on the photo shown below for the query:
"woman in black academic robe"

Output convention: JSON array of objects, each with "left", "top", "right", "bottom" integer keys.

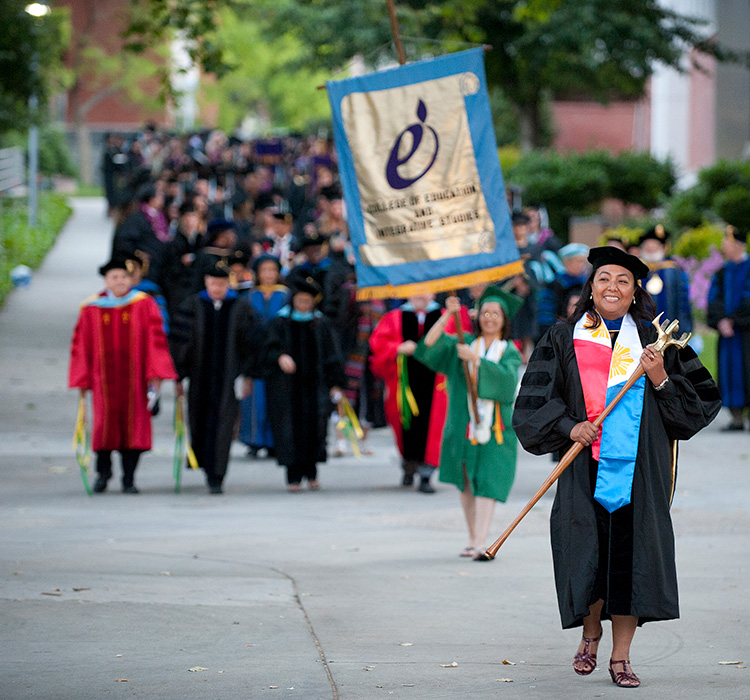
[
  {"left": 262, "top": 277, "right": 345, "bottom": 491},
  {"left": 512, "top": 247, "right": 721, "bottom": 688}
]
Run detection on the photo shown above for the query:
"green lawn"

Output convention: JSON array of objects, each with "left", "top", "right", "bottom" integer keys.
[{"left": 697, "top": 327, "right": 717, "bottom": 380}]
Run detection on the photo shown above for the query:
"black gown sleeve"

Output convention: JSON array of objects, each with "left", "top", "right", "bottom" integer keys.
[
  {"left": 168, "top": 296, "right": 198, "bottom": 380},
  {"left": 260, "top": 317, "right": 287, "bottom": 380},
  {"left": 652, "top": 343, "right": 722, "bottom": 440},
  {"left": 317, "top": 316, "right": 346, "bottom": 389},
  {"left": 512, "top": 325, "right": 582, "bottom": 455},
  {"left": 235, "top": 298, "right": 263, "bottom": 378}
]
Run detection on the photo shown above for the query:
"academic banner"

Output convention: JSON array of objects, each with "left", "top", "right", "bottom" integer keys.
[{"left": 327, "top": 48, "right": 522, "bottom": 300}]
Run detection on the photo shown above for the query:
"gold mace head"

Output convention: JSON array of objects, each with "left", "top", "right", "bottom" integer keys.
[{"left": 651, "top": 312, "right": 692, "bottom": 353}]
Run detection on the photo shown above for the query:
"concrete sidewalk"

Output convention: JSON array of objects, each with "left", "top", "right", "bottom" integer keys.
[{"left": 0, "top": 198, "right": 747, "bottom": 699}]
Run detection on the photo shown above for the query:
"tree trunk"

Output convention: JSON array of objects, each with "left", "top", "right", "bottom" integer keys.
[
  {"left": 76, "top": 119, "right": 94, "bottom": 186},
  {"left": 517, "top": 101, "right": 542, "bottom": 152}
]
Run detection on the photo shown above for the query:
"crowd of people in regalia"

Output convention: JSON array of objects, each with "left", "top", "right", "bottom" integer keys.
[{"left": 66, "top": 123, "right": 750, "bottom": 688}]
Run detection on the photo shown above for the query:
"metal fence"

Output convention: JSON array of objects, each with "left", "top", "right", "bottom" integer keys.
[{"left": 0, "top": 147, "right": 24, "bottom": 193}]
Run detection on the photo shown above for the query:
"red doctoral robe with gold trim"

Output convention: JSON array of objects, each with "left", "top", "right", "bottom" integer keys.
[
  {"left": 68, "top": 290, "right": 177, "bottom": 451},
  {"left": 369, "top": 306, "right": 472, "bottom": 467}
]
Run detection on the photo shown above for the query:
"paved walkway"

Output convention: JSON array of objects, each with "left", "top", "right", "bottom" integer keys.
[{"left": 0, "top": 198, "right": 747, "bottom": 699}]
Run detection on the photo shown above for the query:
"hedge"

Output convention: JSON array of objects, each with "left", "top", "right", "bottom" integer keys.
[{"left": 0, "top": 193, "right": 72, "bottom": 305}]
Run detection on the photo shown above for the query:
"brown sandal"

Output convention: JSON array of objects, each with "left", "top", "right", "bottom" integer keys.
[
  {"left": 573, "top": 629, "right": 602, "bottom": 676},
  {"left": 609, "top": 659, "right": 640, "bottom": 688}
]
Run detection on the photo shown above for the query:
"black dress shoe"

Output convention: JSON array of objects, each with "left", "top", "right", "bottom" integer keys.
[
  {"left": 209, "top": 484, "right": 223, "bottom": 494},
  {"left": 93, "top": 476, "right": 108, "bottom": 493},
  {"left": 418, "top": 479, "right": 435, "bottom": 494},
  {"left": 720, "top": 423, "right": 744, "bottom": 432},
  {"left": 122, "top": 485, "right": 139, "bottom": 494},
  {"left": 402, "top": 474, "right": 414, "bottom": 487}
]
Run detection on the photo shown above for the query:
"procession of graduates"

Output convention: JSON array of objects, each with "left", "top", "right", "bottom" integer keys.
[{"left": 68, "top": 127, "right": 749, "bottom": 689}]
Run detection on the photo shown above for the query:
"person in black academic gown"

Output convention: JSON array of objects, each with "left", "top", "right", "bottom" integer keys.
[
  {"left": 512, "top": 246, "right": 721, "bottom": 688},
  {"left": 169, "top": 261, "right": 262, "bottom": 493},
  {"left": 262, "top": 276, "right": 345, "bottom": 491}
]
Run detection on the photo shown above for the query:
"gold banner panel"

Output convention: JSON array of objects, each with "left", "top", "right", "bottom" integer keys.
[{"left": 341, "top": 73, "right": 495, "bottom": 267}]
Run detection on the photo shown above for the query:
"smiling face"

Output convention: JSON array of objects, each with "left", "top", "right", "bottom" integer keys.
[
  {"left": 478, "top": 301, "right": 505, "bottom": 338},
  {"left": 104, "top": 269, "right": 131, "bottom": 297},
  {"left": 591, "top": 264, "right": 636, "bottom": 320}
]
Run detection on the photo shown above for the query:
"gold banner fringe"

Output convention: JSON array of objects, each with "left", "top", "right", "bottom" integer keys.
[{"left": 355, "top": 260, "right": 525, "bottom": 301}]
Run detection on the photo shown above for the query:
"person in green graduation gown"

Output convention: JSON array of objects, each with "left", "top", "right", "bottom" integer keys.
[{"left": 414, "top": 287, "right": 523, "bottom": 561}]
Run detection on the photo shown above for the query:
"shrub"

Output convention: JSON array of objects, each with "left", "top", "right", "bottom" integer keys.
[
  {"left": 599, "top": 225, "right": 645, "bottom": 247},
  {"left": 498, "top": 145, "right": 522, "bottom": 174},
  {"left": 697, "top": 159, "right": 750, "bottom": 195},
  {"left": 38, "top": 126, "right": 78, "bottom": 178},
  {"left": 665, "top": 186, "right": 709, "bottom": 231},
  {"left": 713, "top": 185, "right": 750, "bottom": 233},
  {"left": 667, "top": 160, "right": 750, "bottom": 233},
  {"left": 507, "top": 150, "right": 609, "bottom": 237},
  {"left": 0, "top": 193, "right": 72, "bottom": 304},
  {"left": 605, "top": 151, "right": 676, "bottom": 208},
  {"left": 507, "top": 149, "right": 675, "bottom": 238},
  {"left": 672, "top": 222, "right": 725, "bottom": 260},
  {"left": 0, "top": 125, "right": 77, "bottom": 178}
]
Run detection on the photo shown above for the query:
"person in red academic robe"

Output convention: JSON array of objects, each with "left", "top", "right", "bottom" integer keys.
[
  {"left": 68, "top": 258, "right": 177, "bottom": 493},
  {"left": 369, "top": 294, "right": 471, "bottom": 493}
]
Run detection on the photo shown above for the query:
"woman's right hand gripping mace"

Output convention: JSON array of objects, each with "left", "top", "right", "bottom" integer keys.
[{"left": 484, "top": 313, "right": 691, "bottom": 560}]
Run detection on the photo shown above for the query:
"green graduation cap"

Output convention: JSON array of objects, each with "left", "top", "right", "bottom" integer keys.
[{"left": 474, "top": 285, "right": 524, "bottom": 321}]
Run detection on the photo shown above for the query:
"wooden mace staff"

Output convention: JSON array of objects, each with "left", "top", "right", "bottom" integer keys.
[{"left": 484, "top": 313, "right": 691, "bottom": 560}]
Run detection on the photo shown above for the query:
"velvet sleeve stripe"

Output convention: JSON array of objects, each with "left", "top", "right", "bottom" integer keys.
[
  {"left": 520, "top": 370, "right": 552, "bottom": 387},
  {"left": 533, "top": 345, "right": 555, "bottom": 361},
  {"left": 515, "top": 395, "right": 547, "bottom": 410}
]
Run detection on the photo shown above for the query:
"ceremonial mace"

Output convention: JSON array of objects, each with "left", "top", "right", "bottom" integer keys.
[{"left": 484, "top": 313, "right": 691, "bottom": 559}]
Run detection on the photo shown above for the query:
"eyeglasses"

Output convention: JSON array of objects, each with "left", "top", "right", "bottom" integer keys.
[{"left": 481, "top": 311, "right": 503, "bottom": 320}]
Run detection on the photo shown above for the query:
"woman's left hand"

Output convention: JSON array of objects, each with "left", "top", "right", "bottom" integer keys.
[
  {"left": 457, "top": 344, "right": 479, "bottom": 363},
  {"left": 640, "top": 344, "right": 668, "bottom": 386}
]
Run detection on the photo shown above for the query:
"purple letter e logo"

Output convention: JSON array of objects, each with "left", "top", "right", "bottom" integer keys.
[{"left": 385, "top": 100, "right": 439, "bottom": 190}]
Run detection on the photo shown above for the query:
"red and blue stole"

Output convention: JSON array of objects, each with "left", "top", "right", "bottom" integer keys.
[{"left": 573, "top": 312, "right": 645, "bottom": 513}]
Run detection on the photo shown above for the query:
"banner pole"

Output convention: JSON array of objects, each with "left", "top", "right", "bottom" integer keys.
[
  {"left": 449, "top": 291, "right": 479, "bottom": 424},
  {"left": 386, "top": 0, "right": 407, "bottom": 65}
]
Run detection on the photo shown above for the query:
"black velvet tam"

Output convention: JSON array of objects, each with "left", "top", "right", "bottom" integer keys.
[{"left": 588, "top": 246, "right": 649, "bottom": 280}]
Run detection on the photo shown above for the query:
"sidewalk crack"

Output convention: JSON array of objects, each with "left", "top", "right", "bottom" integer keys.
[{"left": 273, "top": 567, "right": 339, "bottom": 700}]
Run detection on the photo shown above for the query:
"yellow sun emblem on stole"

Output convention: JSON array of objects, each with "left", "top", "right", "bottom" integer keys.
[
  {"left": 591, "top": 325, "right": 609, "bottom": 339},
  {"left": 609, "top": 343, "right": 634, "bottom": 378},
  {"left": 584, "top": 313, "right": 610, "bottom": 339}
]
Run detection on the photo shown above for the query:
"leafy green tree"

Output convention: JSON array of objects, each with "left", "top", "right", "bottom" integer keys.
[
  {"left": 124, "top": 0, "right": 746, "bottom": 151},
  {"left": 204, "top": 5, "right": 331, "bottom": 134},
  {"left": 0, "top": 2, "right": 69, "bottom": 133},
  {"left": 67, "top": 1, "right": 169, "bottom": 183},
  {"left": 667, "top": 160, "right": 750, "bottom": 232},
  {"left": 258, "top": 0, "right": 744, "bottom": 150},
  {"left": 419, "top": 0, "right": 743, "bottom": 150}
]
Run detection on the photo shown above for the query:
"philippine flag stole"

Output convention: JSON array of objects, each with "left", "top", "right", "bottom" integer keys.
[{"left": 573, "top": 313, "right": 645, "bottom": 513}]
